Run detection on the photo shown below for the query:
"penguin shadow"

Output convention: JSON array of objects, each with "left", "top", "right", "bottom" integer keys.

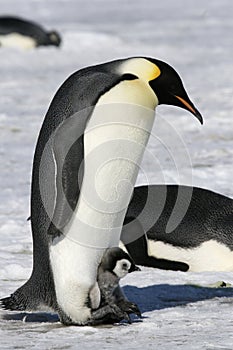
[
  {"left": 2, "top": 283, "right": 233, "bottom": 324},
  {"left": 123, "top": 283, "right": 233, "bottom": 314},
  {"left": 1, "top": 311, "right": 59, "bottom": 323}
]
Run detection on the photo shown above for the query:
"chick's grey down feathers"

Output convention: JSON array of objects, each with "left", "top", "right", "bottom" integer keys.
[{"left": 87, "top": 248, "right": 141, "bottom": 325}]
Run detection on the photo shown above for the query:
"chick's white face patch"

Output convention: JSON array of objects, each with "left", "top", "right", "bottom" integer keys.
[{"left": 113, "top": 258, "right": 131, "bottom": 278}]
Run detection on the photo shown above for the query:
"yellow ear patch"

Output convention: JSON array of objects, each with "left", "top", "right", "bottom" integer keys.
[
  {"left": 149, "top": 64, "right": 161, "bottom": 81},
  {"left": 120, "top": 58, "right": 161, "bottom": 82}
]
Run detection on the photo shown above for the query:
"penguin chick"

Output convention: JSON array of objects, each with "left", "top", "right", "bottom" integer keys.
[{"left": 88, "top": 247, "right": 141, "bottom": 325}]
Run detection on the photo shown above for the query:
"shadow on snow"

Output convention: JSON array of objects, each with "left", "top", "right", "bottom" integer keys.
[
  {"left": 1, "top": 283, "right": 233, "bottom": 323},
  {"left": 123, "top": 283, "right": 233, "bottom": 314}
]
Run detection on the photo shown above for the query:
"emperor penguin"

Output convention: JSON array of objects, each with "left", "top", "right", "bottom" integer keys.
[
  {"left": 88, "top": 247, "right": 141, "bottom": 325},
  {"left": 0, "top": 16, "right": 61, "bottom": 49},
  {"left": 122, "top": 185, "right": 233, "bottom": 272},
  {"left": 0, "top": 57, "right": 202, "bottom": 325}
]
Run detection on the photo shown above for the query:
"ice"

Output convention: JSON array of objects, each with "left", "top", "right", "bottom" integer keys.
[{"left": 1, "top": 0, "right": 233, "bottom": 349}]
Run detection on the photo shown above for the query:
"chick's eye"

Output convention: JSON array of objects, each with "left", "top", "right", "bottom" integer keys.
[{"left": 122, "top": 263, "right": 128, "bottom": 269}]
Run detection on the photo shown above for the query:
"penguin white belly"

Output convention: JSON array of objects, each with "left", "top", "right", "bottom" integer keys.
[
  {"left": 0, "top": 33, "right": 36, "bottom": 49},
  {"left": 148, "top": 239, "right": 233, "bottom": 272},
  {"left": 50, "top": 79, "right": 157, "bottom": 323},
  {"left": 49, "top": 238, "right": 102, "bottom": 323}
]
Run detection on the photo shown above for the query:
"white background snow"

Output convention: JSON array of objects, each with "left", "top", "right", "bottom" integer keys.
[{"left": 0, "top": 0, "right": 233, "bottom": 349}]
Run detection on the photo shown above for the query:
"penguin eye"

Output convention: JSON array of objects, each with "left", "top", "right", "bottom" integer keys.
[
  {"left": 122, "top": 73, "right": 138, "bottom": 81},
  {"left": 122, "top": 262, "right": 129, "bottom": 270}
]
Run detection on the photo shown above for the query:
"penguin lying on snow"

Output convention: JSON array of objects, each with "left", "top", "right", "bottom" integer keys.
[
  {"left": 88, "top": 247, "right": 141, "bottom": 325},
  {"left": 0, "top": 16, "right": 61, "bottom": 49},
  {"left": 0, "top": 57, "right": 202, "bottom": 325},
  {"left": 122, "top": 185, "right": 233, "bottom": 272}
]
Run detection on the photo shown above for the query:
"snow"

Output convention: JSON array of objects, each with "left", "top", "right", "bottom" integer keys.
[{"left": 0, "top": 0, "right": 233, "bottom": 348}]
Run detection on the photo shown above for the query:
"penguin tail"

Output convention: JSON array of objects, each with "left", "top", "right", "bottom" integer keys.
[
  {"left": 0, "top": 296, "right": 16, "bottom": 310},
  {"left": 1, "top": 275, "right": 57, "bottom": 312},
  {"left": 0, "top": 291, "right": 28, "bottom": 311},
  {"left": 0, "top": 295, "right": 24, "bottom": 311}
]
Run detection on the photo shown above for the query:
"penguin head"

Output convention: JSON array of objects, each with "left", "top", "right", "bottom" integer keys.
[
  {"left": 47, "top": 31, "right": 61, "bottom": 47},
  {"left": 100, "top": 247, "right": 140, "bottom": 279},
  {"left": 118, "top": 57, "right": 203, "bottom": 124},
  {"left": 148, "top": 58, "right": 203, "bottom": 124}
]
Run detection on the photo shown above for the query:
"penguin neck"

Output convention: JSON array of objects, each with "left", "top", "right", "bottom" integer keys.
[{"left": 64, "top": 79, "right": 158, "bottom": 249}]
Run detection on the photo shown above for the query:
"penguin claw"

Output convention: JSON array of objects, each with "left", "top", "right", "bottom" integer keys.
[
  {"left": 109, "top": 304, "right": 128, "bottom": 322},
  {"left": 107, "top": 305, "right": 134, "bottom": 324},
  {"left": 88, "top": 300, "right": 141, "bottom": 325},
  {"left": 123, "top": 312, "right": 132, "bottom": 324},
  {"left": 117, "top": 300, "right": 142, "bottom": 319},
  {"left": 88, "top": 303, "right": 127, "bottom": 325}
]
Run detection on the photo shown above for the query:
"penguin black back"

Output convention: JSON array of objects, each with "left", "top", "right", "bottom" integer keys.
[
  {"left": 123, "top": 185, "right": 233, "bottom": 271},
  {"left": 126, "top": 185, "right": 233, "bottom": 249}
]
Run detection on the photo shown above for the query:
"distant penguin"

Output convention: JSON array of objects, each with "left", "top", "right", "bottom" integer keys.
[
  {"left": 0, "top": 16, "right": 61, "bottom": 49},
  {"left": 122, "top": 185, "right": 233, "bottom": 272},
  {"left": 88, "top": 247, "right": 141, "bottom": 325},
  {"left": 0, "top": 57, "right": 202, "bottom": 325}
]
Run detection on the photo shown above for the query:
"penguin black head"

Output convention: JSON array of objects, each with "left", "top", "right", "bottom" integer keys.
[
  {"left": 118, "top": 57, "right": 203, "bottom": 124},
  {"left": 147, "top": 58, "right": 203, "bottom": 124},
  {"left": 47, "top": 31, "right": 61, "bottom": 47},
  {"left": 100, "top": 247, "right": 140, "bottom": 279}
]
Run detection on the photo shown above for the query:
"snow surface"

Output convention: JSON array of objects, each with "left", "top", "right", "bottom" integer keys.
[{"left": 0, "top": 0, "right": 233, "bottom": 349}]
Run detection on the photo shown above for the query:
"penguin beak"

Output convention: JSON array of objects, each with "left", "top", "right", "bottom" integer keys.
[
  {"left": 129, "top": 264, "right": 141, "bottom": 273},
  {"left": 174, "top": 95, "right": 203, "bottom": 124}
]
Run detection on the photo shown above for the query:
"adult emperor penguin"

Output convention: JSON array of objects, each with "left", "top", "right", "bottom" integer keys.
[
  {"left": 0, "top": 16, "right": 61, "bottom": 49},
  {"left": 122, "top": 185, "right": 233, "bottom": 272},
  {"left": 1, "top": 57, "right": 202, "bottom": 325}
]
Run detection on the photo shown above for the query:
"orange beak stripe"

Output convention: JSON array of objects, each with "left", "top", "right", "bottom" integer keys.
[{"left": 175, "top": 95, "right": 197, "bottom": 115}]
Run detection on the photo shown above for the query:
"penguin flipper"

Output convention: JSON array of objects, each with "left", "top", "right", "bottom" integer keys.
[
  {"left": 36, "top": 69, "right": 125, "bottom": 238},
  {"left": 47, "top": 113, "right": 87, "bottom": 236}
]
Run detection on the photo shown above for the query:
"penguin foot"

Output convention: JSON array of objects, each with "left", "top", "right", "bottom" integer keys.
[
  {"left": 87, "top": 303, "right": 131, "bottom": 325},
  {"left": 57, "top": 303, "right": 132, "bottom": 326},
  {"left": 87, "top": 300, "right": 141, "bottom": 326},
  {"left": 117, "top": 300, "right": 142, "bottom": 318},
  {"left": 107, "top": 303, "right": 132, "bottom": 323}
]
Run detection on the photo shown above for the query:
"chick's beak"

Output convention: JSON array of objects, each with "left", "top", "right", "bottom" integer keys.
[
  {"left": 129, "top": 264, "right": 141, "bottom": 273},
  {"left": 175, "top": 95, "right": 203, "bottom": 124}
]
